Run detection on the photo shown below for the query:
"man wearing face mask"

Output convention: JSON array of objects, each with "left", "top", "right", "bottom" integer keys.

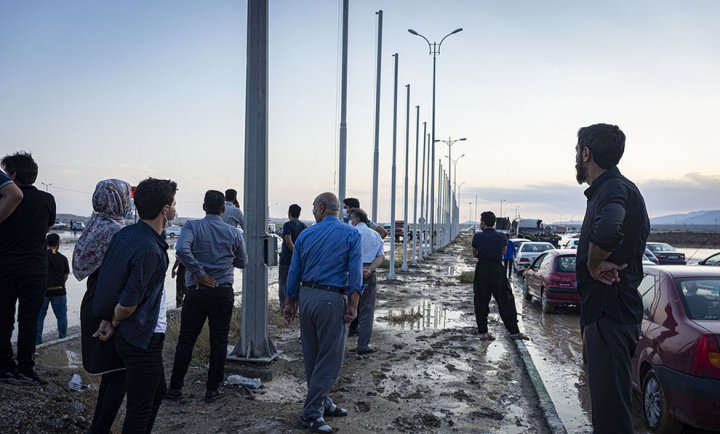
[
  {"left": 283, "top": 192, "right": 363, "bottom": 433},
  {"left": 574, "top": 123, "right": 649, "bottom": 434},
  {"left": 92, "top": 177, "right": 177, "bottom": 433}
]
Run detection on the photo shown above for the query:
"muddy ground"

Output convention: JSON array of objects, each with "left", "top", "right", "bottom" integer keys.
[{"left": 0, "top": 231, "right": 551, "bottom": 434}]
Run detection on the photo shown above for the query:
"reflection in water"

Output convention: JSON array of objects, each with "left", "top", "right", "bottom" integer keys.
[{"left": 380, "top": 299, "right": 464, "bottom": 330}]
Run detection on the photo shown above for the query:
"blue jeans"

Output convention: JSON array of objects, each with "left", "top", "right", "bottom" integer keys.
[{"left": 36, "top": 295, "right": 67, "bottom": 344}]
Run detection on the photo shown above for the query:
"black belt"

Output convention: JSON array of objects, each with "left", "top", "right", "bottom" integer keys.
[
  {"left": 301, "top": 281, "right": 345, "bottom": 293},
  {"left": 192, "top": 283, "right": 233, "bottom": 290}
]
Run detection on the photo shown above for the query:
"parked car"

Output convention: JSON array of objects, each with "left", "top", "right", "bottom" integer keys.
[
  {"left": 562, "top": 238, "right": 579, "bottom": 249},
  {"left": 52, "top": 220, "right": 67, "bottom": 230},
  {"left": 632, "top": 266, "right": 720, "bottom": 433},
  {"left": 642, "top": 255, "right": 656, "bottom": 266},
  {"left": 513, "top": 242, "right": 555, "bottom": 275},
  {"left": 510, "top": 238, "right": 531, "bottom": 253},
  {"left": 698, "top": 252, "right": 720, "bottom": 267},
  {"left": 645, "top": 248, "right": 660, "bottom": 264},
  {"left": 70, "top": 221, "right": 85, "bottom": 231},
  {"left": 522, "top": 249, "right": 579, "bottom": 313},
  {"left": 165, "top": 225, "right": 182, "bottom": 238},
  {"left": 394, "top": 220, "right": 405, "bottom": 242},
  {"left": 646, "top": 242, "right": 686, "bottom": 265}
]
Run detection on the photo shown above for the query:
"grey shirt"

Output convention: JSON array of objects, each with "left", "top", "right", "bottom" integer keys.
[{"left": 222, "top": 201, "right": 245, "bottom": 230}]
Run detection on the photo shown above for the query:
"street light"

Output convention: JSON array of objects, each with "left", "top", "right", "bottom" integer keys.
[
  {"left": 444, "top": 153, "right": 465, "bottom": 194},
  {"left": 408, "top": 26, "right": 463, "bottom": 252},
  {"left": 436, "top": 137, "right": 465, "bottom": 239},
  {"left": 40, "top": 182, "right": 52, "bottom": 192},
  {"left": 500, "top": 199, "right": 506, "bottom": 217}
]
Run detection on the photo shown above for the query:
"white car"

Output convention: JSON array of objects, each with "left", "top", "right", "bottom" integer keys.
[
  {"left": 563, "top": 238, "right": 580, "bottom": 249},
  {"left": 510, "top": 238, "right": 531, "bottom": 253},
  {"left": 513, "top": 242, "right": 555, "bottom": 274},
  {"left": 165, "top": 225, "right": 182, "bottom": 238}
]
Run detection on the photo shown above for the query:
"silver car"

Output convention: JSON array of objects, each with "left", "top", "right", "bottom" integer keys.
[{"left": 513, "top": 242, "right": 555, "bottom": 275}]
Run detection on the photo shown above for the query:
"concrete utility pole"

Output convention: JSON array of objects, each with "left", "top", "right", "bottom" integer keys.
[
  {"left": 419, "top": 121, "right": 427, "bottom": 258},
  {"left": 388, "top": 53, "right": 399, "bottom": 280},
  {"left": 412, "top": 105, "right": 420, "bottom": 266},
  {"left": 371, "top": 10, "right": 383, "bottom": 223},
  {"left": 401, "top": 84, "right": 410, "bottom": 272},
  {"left": 337, "top": 0, "right": 349, "bottom": 208},
  {"left": 232, "top": 0, "right": 276, "bottom": 361}
]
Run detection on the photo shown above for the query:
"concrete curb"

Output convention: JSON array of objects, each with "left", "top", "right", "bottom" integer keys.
[{"left": 513, "top": 340, "right": 567, "bottom": 434}]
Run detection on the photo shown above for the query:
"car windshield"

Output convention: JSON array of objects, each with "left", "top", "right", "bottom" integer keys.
[
  {"left": 675, "top": 279, "right": 720, "bottom": 320},
  {"left": 521, "top": 243, "right": 553, "bottom": 253},
  {"left": 648, "top": 243, "right": 675, "bottom": 252},
  {"left": 555, "top": 256, "right": 576, "bottom": 272}
]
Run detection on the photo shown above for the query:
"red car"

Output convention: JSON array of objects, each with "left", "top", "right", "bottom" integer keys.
[
  {"left": 522, "top": 249, "right": 579, "bottom": 313},
  {"left": 632, "top": 266, "right": 720, "bottom": 433}
]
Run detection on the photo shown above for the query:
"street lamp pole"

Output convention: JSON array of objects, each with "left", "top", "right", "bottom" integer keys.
[
  {"left": 337, "top": 0, "right": 349, "bottom": 207},
  {"left": 401, "top": 84, "right": 410, "bottom": 272},
  {"left": 412, "top": 105, "right": 420, "bottom": 266},
  {"left": 408, "top": 27, "right": 463, "bottom": 253},
  {"left": 500, "top": 199, "right": 506, "bottom": 218},
  {"left": 40, "top": 182, "right": 52, "bottom": 192},
  {"left": 419, "top": 121, "right": 427, "bottom": 259},
  {"left": 388, "top": 53, "right": 399, "bottom": 280},
  {"left": 371, "top": 10, "right": 383, "bottom": 223},
  {"left": 436, "top": 136, "right": 466, "bottom": 238}
]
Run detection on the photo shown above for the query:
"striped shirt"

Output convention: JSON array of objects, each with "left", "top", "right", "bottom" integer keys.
[
  {"left": 354, "top": 222, "right": 385, "bottom": 264},
  {"left": 93, "top": 221, "right": 169, "bottom": 349}
]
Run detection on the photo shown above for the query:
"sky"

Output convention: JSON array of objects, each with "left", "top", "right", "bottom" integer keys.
[{"left": 1, "top": 0, "right": 719, "bottom": 223}]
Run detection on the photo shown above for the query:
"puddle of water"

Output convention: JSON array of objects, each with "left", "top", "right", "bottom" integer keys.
[{"left": 377, "top": 299, "right": 465, "bottom": 330}]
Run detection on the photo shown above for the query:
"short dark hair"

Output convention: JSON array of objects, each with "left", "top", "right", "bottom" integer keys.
[
  {"left": 343, "top": 197, "right": 360, "bottom": 209},
  {"left": 1, "top": 151, "right": 38, "bottom": 185},
  {"left": 288, "top": 204, "right": 301, "bottom": 218},
  {"left": 225, "top": 189, "right": 237, "bottom": 202},
  {"left": 350, "top": 208, "right": 369, "bottom": 224},
  {"left": 134, "top": 178, "right": 177, "bottom": 220},
  {"left": 481, "top": 211, "right": 496, "bottom": 227},
  {"left": 204, "top": 190, "right": 225, "bottom": 215},
  {"left": 577, "top": 123, "right": 625, "bottom": 169},
  {"left": 46, "top": 233, "right": 60, "bottom": 247}
]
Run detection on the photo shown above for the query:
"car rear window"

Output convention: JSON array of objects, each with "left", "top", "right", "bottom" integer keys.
[
  {"left": 522, "top": 243, "right": 553, "bottom": 253},
  {"left": 648, "top": 243, "right": 675, "bottom": 252},
  {"left": 675, "top": 279, "right": 720, "bottom": 320},
  {"left": 555, "top": 256, "right": 576, "bottom": 272}
]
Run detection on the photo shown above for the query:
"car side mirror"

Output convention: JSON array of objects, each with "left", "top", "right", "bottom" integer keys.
[{"left": 698, "top": 260, "right": 706, "bottom": 265}]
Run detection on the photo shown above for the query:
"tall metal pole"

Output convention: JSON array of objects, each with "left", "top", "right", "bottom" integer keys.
[
  {"left": 233, "top": 0, "right": 275, "bottom": 361},
  {"left": 474, "top": 194, "right": 478, "bottom": 232},
  {"left": 419, "top": 121, "right": 427, "bottom": 259},
  {"left": 430, "top": 53, "right": 436, "bottom": 254},
  {"left": 401, "top": 84, "right": 410, "bottom": 272},
  {"left": 426, "top": 132, "right": 431, "bottom": 253},
  {"left": 388, "top": 53, "right": 399, "bottom": 280},
  {"left": 438, "top": 160, "right": 443, "bottom": 248},
  {"left": 337, "top": 0, "right": 349, "bottom": 207},
  {"left": 371, "top": 10, "right": 383, "bottom": 223},
  {"left": 411, "top": 105, "right": 420, "bottom": 265}
]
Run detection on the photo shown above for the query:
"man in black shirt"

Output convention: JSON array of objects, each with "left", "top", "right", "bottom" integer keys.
[
  {"left": 278, "top": 204, "right": 307, "bottom": 310},
  {"left": 575, "top": 123, "right": 649, "bottom": 434},
  {"left": 36, "top": 233, "right": 70, "bottom": 344},
  {"left": 0, "top": 152, "right": 56, "bottom": 386},
  {"left": 471, "top": 211, "right": 525, "bottom": 340}
]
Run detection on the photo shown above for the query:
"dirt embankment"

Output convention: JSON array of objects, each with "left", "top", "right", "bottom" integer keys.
[{"left": 647, "top": 231, "right": 720, "bottom": 248}]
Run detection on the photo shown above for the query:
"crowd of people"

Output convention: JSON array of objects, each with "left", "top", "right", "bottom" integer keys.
[{"left": 0, "top": 122, "right": 647, "bottom": 434}]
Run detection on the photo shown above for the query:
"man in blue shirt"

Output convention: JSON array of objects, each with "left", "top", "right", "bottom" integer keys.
[
  {"left": 283, "top": 192, "right": 363, "bottom": 433},
  {"left": 166, "top": 190, "right": 247, "bottom": 403},
  {"left": 92, "top": 177, "right": 176, "bottom": 433},
  {"left": 503, "top": 235, "right": 516, "bottom": 278},
  {"left": 472, "top": 211, "right": 525, "bottom": 341}
]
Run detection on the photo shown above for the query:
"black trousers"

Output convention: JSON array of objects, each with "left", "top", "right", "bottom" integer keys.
[
  {"left": 473, "top": 260, "right": 520, "bottom": 334},
  {"left": 89, "top": 370, "right": 126, "bottom": 434},
  {"left": 584, "top": 315, "right": 640, "bottom": 434},
  {"left": 278, "top": 264, "right": 290, "bottom": 309},
  {"left": 503, "top": 259, "right": 513, "bottom": 277},
  {"left": 176, "top": 263, "right": 187, "bottom": 308},
  {"left": 115, "top": 333, "right": 166, "bottom": 434},
  {"left": 170, "top": 285, "right": 234, "bottom": 391},
  {"left": 0, "top": 273, "right": 46, "bottom": 373}
]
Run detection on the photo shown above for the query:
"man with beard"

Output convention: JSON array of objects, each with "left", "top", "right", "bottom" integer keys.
[{"left": 574, "top": 123, "right": 649, "bottom": 434}]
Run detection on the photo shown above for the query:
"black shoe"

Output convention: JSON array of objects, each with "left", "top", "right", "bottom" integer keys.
[
  {"left": 357, "top": 347, "right": 376, "bottom": 355},
  {"left": 204, "top": 387, "right": 224, "bottom": 403},
  {"left": 165, "top": 387, "right": 183, "bottom": 401},
  {"left": 11, "top": 370, "right": 47, "bottom": 386},
  {"left": 0, "top": 370, "right": 15, "bottom": 384}
]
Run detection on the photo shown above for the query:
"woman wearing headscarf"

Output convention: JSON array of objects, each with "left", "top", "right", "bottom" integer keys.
[{"left": 73, "top": 179, "right": 132, "bottom": 434}]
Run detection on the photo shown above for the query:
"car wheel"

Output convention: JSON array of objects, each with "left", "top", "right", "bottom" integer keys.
[
  {"left": 523, "top": 282, "right": 532, "bottom": 301},
  {"left": 541, "top": 290, "right": 555, "bottom": 314},
  {"left": 642, "top": 369, "right": 683, "bottom": 433}
]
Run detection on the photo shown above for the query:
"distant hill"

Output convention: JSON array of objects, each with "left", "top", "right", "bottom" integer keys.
[
  {"left": 56, "top": 213, "right": 89, "bottom": 223},
  {"left": 650, "top": 210, "right": 720, "bottom": 225}
]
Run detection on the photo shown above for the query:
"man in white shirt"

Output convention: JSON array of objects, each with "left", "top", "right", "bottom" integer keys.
[{"left": 349, "top": 209, "right": 385, "bottom": 354}]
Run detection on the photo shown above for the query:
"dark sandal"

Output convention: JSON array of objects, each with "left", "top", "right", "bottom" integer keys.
[
  {"left": 300, "top": 416, "right": 334, "bottom": 433},
  {"left": 324, "top": 403, "right": 348, "bottom": 417}
]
